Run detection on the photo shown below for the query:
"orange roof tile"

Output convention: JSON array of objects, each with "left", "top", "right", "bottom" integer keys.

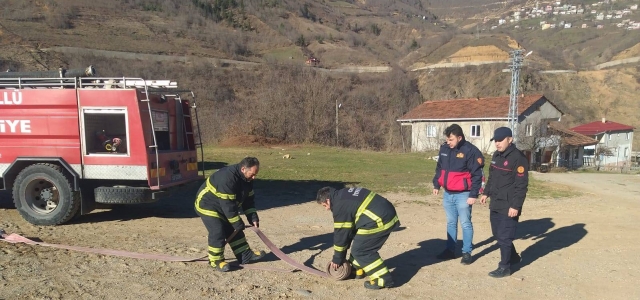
[{"left": 398, "top": 94, "right": 557, "bottom": 121}]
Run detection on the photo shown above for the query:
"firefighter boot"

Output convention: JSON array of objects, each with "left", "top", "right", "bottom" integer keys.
[
  {"left": 364, "top": 278, "right": 394, "bottom": 290},
  {"left": 354, "top": 268, "right": 366, "bottom": 279},
  {"left": 240, "top": 249, "right": 266, "bottom": 264},
  {"left": 211, "top": 260, "right": 230, "bottom": 272}
]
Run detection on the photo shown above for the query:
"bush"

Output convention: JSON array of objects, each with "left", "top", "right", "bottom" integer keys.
[{"left": 45, "top": 4, "right": 78, "bottom": 29}]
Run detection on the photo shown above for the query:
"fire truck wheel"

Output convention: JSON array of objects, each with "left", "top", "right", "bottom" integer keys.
[
  {"left": 12, "top": 163, "right": 81, "bottom": 226},
  {"left": 94, "top": 187, "right": 155, "bottom": 204}
]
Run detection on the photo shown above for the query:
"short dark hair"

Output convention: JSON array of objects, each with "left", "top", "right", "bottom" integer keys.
[
  {"left": 316, "top": 187, "right": 332, "bottom": 204},
  {"left": 240, "top": 157, "right": 260, "bottom": 169},
  {"left": 444, "top": 124, "right": 465, "bottom": 139}
]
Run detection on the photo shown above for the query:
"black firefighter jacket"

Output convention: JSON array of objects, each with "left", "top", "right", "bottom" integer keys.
[
  {"left": 196, "top": 164, "right": 259, "bottom": 231},
  {"left": 329, "top": 187, "right": 400, "bottom": 264}
]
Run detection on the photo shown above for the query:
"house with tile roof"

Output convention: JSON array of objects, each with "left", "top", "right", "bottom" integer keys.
[
  {"left": 570, "top": 118, "right": 635, "bottom": 166},
  {"left": 546, "top": 123, "right": 599, "bottom": 168},
  {"left": 396, "top": 94, "right": 564, "bottom": 160}
]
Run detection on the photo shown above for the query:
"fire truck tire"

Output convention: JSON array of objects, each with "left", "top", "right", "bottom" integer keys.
[
  {"left": 94, "top": 187, "right": 155, "bottom": 204},
  {"left": 12, "top": 163, "right": 81, "bottom": 226}
]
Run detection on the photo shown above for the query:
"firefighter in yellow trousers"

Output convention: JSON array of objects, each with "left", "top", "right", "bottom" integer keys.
[
  {"left": 316, "top": 186, "right": 400, "bottom": 289},
  {"left": 195, "top": 157, "right": 266, "bottom": 271}
]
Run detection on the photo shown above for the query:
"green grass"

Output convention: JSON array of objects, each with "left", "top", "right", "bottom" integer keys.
[
  {"left": 263, "top": 47, "right": 304, "bottom": 62},
  {"left": 527, "top": 177, "right": 579, "bottom": 199},
  {"left": 200, "top": 145, "right": 579, "bottom": 199}
]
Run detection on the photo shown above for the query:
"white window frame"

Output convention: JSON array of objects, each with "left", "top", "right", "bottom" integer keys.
[
  {"left": 81, "top": 107, "right": 130, "bottom": 157},
  {"left": 470, "top": 125, "right": 481, "bottom": 138},
  {"left": 525, "top": 124, "right": 533, "bottom": 136},
  {"left": 426, "top": 124, "right": 437, "bottom": 138}
]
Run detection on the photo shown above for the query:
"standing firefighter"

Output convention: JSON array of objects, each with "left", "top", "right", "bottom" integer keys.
[
  {"left": 316, "top": 186, "right": 400, "bottom": 290},
  {"left": 480, "top": 127, "right": 529, "bottom": 278},
  {"left": 195, "top": 157, "right": 266, "bottom": 272}
]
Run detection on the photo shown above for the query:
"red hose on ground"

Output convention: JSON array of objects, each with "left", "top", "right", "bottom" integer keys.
[{"left": 0, "top": 227, "right": 345, "bottom": 279}]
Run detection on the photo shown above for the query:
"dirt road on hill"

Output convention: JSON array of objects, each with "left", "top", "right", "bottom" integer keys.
[{"left": 1, "top": 172, "right": 639, "bottom": 299}]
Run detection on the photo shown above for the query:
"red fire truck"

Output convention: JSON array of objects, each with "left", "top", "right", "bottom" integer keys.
[{"left": 0, "top": 66, "right": 204, "bottom": 226}]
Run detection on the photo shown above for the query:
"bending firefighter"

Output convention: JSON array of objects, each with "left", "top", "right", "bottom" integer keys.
[
  {"left": 316, "top": 186, "right": 400, "bottom": 290},
  {"left": 195, "top": 157, "right": 266, "bottom": 272}
]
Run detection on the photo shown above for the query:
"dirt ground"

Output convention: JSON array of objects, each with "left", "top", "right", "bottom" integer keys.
[{"left": 1, "top": 172, "right": 639, "bottom": 300}]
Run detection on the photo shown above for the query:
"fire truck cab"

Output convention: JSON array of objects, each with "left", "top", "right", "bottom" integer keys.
[{"left": 0, "top": 67, "right": 205, "bottom": 225}]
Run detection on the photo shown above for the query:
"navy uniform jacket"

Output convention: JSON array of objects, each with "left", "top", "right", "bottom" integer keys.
[
  {"left": 483, "top": 143, "right": 529, "bottom": 216},
  {"left": 433, "top": 140, "right": 485, "bottom": 198}
]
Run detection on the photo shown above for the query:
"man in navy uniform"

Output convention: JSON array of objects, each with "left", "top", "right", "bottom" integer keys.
[{"left": 480, "top": 127, "right": 529, "bottom": 278}]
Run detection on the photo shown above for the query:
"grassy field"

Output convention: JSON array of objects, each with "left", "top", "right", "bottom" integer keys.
[
  {"left": 200, "top": 145, "right": 579, "bottom": 200},
  {"left": 262, "top": 47, "right": 305, "bottom": 62}
]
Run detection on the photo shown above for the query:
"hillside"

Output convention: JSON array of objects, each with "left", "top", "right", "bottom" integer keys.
[
  {"left": 0, "top": 0, "right": 639, "bottom": 150},
  {"left": 415, "top": 66, "right": 640, "bottom": 149}
]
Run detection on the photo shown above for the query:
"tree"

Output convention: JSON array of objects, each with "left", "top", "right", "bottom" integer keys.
[
  {"left": 296, "top": 34, "right": 307, "bottom": 47},
  {"left": 370, "top": 23, "right": 382, "bottom": 36},
  {"left": 516, "top": 115, "right": 565, "bottom": 169}
]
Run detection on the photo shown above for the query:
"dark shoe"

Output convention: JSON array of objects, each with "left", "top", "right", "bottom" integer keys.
[
  {"left": 436, "top": 249, "right": 456, "bottom": 260},
  {"left": 354, "top": 268, "right": 366, "bottom": 279},
  {"left": 460, "top": 252, "right": 473, "bottom": 265},
  {"left": 248, "top": 250, "right": 266, "bottom": 262},
  {"left": 364, "top": 279, "right": 394, "bottom": 290},
  {"left": 488, "top": 267, "right": 511, "bottom": 278},
  {"left": 241, "top": 249, "right": 266, "bottom": 264},
  {"left": 510, "top": 253, "right": 521, "bottom": 264},
  {"left": 210, "top": 260, "right": 230, "bottom": 272}
]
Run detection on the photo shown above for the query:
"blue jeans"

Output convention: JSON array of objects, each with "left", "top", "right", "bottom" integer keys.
[{"left": 442, "top": 190, "right": 473, "bottom": 254}]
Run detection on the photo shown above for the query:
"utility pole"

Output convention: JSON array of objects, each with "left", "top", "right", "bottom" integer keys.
[
  {"left": 508, "top": 49, "right": 524, "bottom": 143},
  {"left": 335, "top": 98, "right": 339, "bottom": 146}
]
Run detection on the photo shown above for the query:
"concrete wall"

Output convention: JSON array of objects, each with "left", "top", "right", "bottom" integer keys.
[
  {"left": 410, "top": 120, "right": 508, "bottom": 154},
  {"left": 592, "top": 130, "right": 634, "bottom": 165},
  {"left": 516, "top": 101, "right": 564, "bottom": 151},
  {"left": 518, "top": 101, "right": 563, "bottom": 132},
  {"left": 406, "top": 99, "right": 563, "bottom": 155}
]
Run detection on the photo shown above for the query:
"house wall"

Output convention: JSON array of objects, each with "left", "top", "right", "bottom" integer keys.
[
  {"left": 410, "top": 120, "right": 508, "bottom": 154},
  {"left": 517, "top": 101, "right": 563, "bottom": 137},
  {"left": 406, "top": 99, "right": 563, "bottom": 156},
  {"left": 592, "top": 130, "right": 634, "bottom": 165},
  {"left": 559, "top": 146, "right": 586, "bottom": 168}
]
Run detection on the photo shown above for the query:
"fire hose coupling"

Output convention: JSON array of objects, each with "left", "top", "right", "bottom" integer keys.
[{"left": 169, "top": 160, "right": 180, "bottom": 169}]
